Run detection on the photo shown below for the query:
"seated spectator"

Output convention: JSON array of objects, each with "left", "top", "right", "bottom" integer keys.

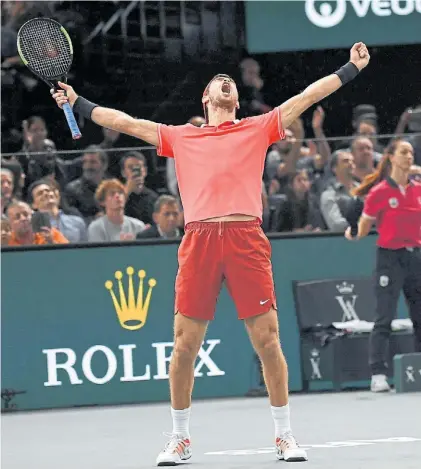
[
  {"left": 356, "top": 117, "right": 378, "bottom": 142},
  {"left": 337, "top": 106, "right": 383, "bottom": 161},
  {"left": 167, "top": 116, "right": 206, "bottom": 196},
  {"left": 395, "top": 106, "right": 421, "bottom": 165},
  {"left": 25, "top": 138, "right": 67, "bottom": 192},
  {"left": 267, "top": 118, "right": 306, "bottom": 195},
  {"left": 2, "top": 157, "right": 25, "bottom": 200},
  {"left": 121, "top": 151, "right": 158, "bottom": 225},
  {"left": 137, "top": 195, "right": 183, "bottom": 239},
  {"left": 351, "top": 136, "right": 375, "bottom": 183},
  {"left": 238, "top": 58, "right": 271, "bottom": 117},
  {"left": 270, "top": 170, "right": 325, "bottom": 233},
  {"left": 7, "top": 201, "right": 68, "bottom": 246},
  {"left": 46, "top": 179, "right": 84, "bottom": 218},
  {"left": 64, "top": 145, "right": 108, "bottom": 222},
  {"left": 320, "top": 151, "right": 359, "bottom": 232},
  {"left": 1, "top": 168, "right": 18, "bottom": 215},
  {"left": 266, "top": 128, "right": 298, "bottom": 193},
  {"left": 11, "top": 116, "right": 84, "bottom": 187},
  {"left": 1, "top": 217, "right": 12, "bottom": 246},
  {"left": 18, "top": 116, "right": 49, "bottom": 173},
  {"left": 296, "top": 107, "right": 332, "bottom": 198},
  {"left": 29, "top": 179, "right": 87, "bottom": 243},
  {"left": 297, "top": 148, "right": 329, "bottom": 200},
  {"left": 354, "top": 118, "right": 384, "bottom": 156},
  {"left": 88, "top": 179, "right": 146, "bottom": 243}
]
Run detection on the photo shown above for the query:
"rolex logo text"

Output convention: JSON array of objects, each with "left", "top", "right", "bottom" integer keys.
[{"left": 43, "top": 340, "right": 225, "bottom": 387}]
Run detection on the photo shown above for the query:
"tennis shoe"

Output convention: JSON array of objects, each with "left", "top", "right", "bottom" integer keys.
[
  {"left": 156, "top": 432, "right": 192, "bottom": 466},
  {"left": 276, "top": 431, "right": 308, "bottom": 462}
]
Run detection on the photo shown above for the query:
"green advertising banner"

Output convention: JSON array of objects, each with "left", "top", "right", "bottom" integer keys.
[
  {"left": 1, "top": 234, "right": 407, "bottom": 411},
  {"left": 1, "top": 243, "right": 258, "bottom": 411},
  {"left": 245, "top": 0, "right": 421, "bottom": 53}
]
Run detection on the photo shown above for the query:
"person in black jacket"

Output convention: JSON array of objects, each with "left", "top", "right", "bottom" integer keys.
[
  {"left": 121, "top": 151, "right": 158, "bottom": 226},
  {"left": 270, "top": 170, "right": 325, "bottom": 233},
  {"left": 137, "top": 195, "right": 183, "bottom": 239}
]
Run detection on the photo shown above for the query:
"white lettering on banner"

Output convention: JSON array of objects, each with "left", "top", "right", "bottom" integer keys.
[
  {"left": 391, "top": 0, "right": 415, "bottom": 15},
  {"left": 43, "top": 348, "right": 83, "bottom": 386},
  {"left": 195, "top": 340, "right": 225, "bottom": 377},
  {"left": 119, "top": 345, "right": 151, "bottom": 382},
  {"left": 43, "top": 340, "right": 224, "bottom": 387},
  {"left": 351, "top": 0, "right": 373, "bottom": 17},
  {"left": 371, "top": 0, "right": 392, "bottom": 16},
  {"left": 82, "top": 345, "right": 117, "bottom": 385},
  {"left": 151, "top": 340, "right": 226, "bottom": 380},
  {"left": 152, "top": 342, "right": 173, "bottom": 380},
  {"left": 305, "top": 0, "right": 420, "bottom": 28},
  {"left": 205, "top": 437, "right": 421, "bottom": 456}
]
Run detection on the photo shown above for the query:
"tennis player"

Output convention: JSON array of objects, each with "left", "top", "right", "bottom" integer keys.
[{"left": 52, "top": 42, "right": 370, "bottom": 465}]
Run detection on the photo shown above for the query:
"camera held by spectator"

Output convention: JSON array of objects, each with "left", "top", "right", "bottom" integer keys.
[{"left": 6, "top": 200, "right": 68, "bottom": 246}]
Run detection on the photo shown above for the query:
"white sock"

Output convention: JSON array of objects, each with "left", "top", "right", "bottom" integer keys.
[
  {"left": 171, "top": 407, "right": 191, "bottom": 438},
  {"left": 271, "top": 404, "right": 291, "bottom": 438}
]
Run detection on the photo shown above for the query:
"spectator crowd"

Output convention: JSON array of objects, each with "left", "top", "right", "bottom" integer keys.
[{"left": 2, "top": 54, "right": 421, "bottom": 247}]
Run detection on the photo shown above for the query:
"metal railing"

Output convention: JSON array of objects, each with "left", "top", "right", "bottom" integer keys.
[{"left": 2, "top": 132, "right": 420, "bottom": 160}]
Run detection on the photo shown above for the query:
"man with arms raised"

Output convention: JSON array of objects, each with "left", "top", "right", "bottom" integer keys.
[{"left": 52, "top": 42, "right": 370, "bottom": 464}]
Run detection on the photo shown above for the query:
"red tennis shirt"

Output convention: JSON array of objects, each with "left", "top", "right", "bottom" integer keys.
[
  {"left": 363, "top": 177, "right": 421, "bottom": 249},
  {"left": 157, "top": 107, "right": 285, "bottom": 224}
]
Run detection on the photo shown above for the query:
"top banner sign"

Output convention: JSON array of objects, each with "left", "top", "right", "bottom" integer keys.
[{"left": 245, "top": 0, "right": 421, "bottom": 53}]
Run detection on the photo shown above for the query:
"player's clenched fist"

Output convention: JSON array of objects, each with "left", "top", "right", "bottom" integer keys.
[
  {"left": 350, "top": 42, "right": 370, "bottom": 71},
  {"left": 50, "top": 81, "right": 78, "bottom": 109}
]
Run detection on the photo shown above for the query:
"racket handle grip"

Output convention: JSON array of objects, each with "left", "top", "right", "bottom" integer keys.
[
  {"left": 62, "top": 103, "right": 82, "bottom": 140},
  {"left": 350, "top": 224, "right": 359, "bottom": 237}
]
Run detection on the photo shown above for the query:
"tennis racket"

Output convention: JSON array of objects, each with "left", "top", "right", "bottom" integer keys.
[{"left": 17, "top": 17, "right": 82, "bottom": 140}]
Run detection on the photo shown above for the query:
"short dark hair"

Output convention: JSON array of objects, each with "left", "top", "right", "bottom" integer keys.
[
  {"left": 153, "top": 195, "right": 178, "bottom": 213},
  {"left": 27, "top": 178, "right": 54, "bottom": 203},
  {"left": 120, "top": 151, "right": 146, "bottom": 169},
  {"left": 330, "top": 150, "right": 352, "bottom": 172},
  {"left": 83, "top": 145, "right": 108, "bottom": 167}
]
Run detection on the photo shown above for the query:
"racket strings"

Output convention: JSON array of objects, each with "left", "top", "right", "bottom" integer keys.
[{"left": 19, "top": 19, "right": 72, "bottom": 79}]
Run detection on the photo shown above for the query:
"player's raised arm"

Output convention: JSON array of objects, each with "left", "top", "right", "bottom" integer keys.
[
  {"left": 280, "top": 42, "right": 370, "bottom": 129},
  {"left": 51, "top": 82, "right": 159, "bottom": 146}
]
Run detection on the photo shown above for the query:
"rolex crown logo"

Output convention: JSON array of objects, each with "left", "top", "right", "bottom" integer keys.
[
  {"left": 336, "top": 281, "right": 354, "bottom": 295},
  {"left": 105, "top": 267, "right": 157, "bottom": 330}
]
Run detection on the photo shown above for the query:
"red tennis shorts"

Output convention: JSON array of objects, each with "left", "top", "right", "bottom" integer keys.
[{"left": 175, "top": 219, "right": 277, "bottom": 321}]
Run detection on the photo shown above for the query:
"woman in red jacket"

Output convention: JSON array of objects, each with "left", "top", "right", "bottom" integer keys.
[{"left": 345, "top": 139, "right": 421, "bottom": 393}]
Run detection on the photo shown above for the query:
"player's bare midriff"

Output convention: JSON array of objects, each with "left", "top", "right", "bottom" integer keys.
[{"left": 200, "top": 214, "right": 257, "bottom": 222}]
